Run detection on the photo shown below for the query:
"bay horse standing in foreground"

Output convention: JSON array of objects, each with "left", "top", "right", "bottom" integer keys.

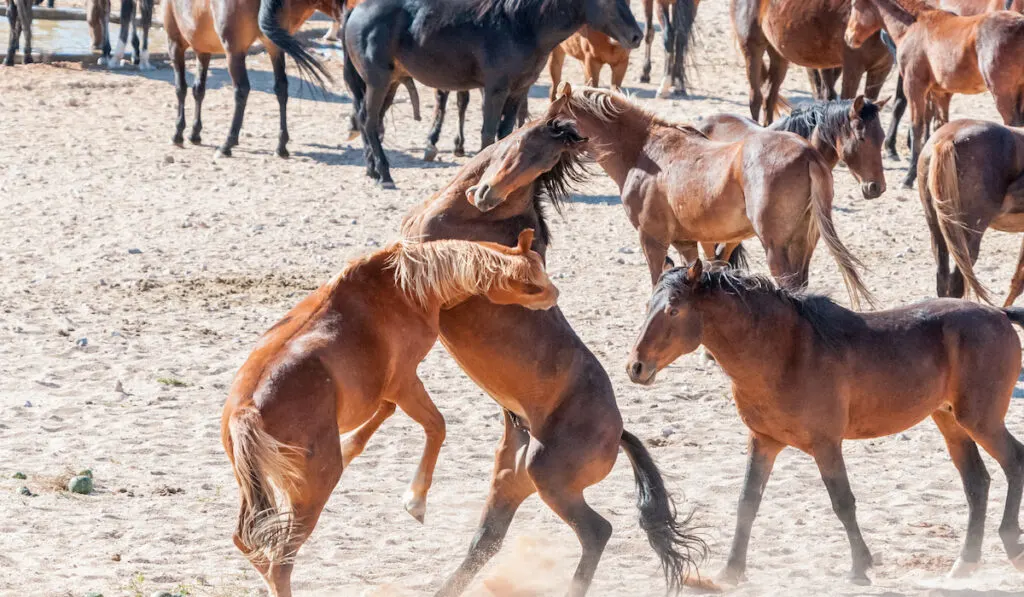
[
  {"left": 628, "top": 261, "right": 1024, "bottom": 586},
  {"left": 918, "top": 119, "right": 1024, "bottom": 306},
  {"left": 731, "top": 0, "right": 893, "bottom": 124},
  {"left": 638, "top": 0, "right": 698, "bottom": 97},
  {"left": 403, "top": 118, "right": 706, "bottom": 596},
  {"left": 545, "top": 85, "right": 871, "bottom": 305},
  {"left": 337, "top": 0, "right": 643, "bottom": 187},
  {"left": 163, "top": 0, "right": 337, "bottom": 157},
  {"left": 845, "top": 0, "right": 1024, "bottom": 187},
  {"left": 223, "top": 233, "right": 559, "bottom": 597}
]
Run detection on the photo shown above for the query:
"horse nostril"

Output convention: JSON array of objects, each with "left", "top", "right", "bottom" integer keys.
[
  {"left": 863, "top": 182, "right": 881, "bottom": 198},
  {"left": 630, "top": 31, "right": 643, "bottom": 47},
  {"left": 630, "top": 361, "right": 644, "bottom": 379}
]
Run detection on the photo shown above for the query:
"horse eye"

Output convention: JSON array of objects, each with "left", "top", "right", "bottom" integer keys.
[{"left": 669, "top": 308, "right": 679, "bottom": 317}]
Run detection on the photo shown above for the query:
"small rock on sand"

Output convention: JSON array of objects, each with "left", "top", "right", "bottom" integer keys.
[
  {"left": 12, "top": 472, "right": 26, "bottom": 480},
  {"left": 68, "top": 475, "right": 94, "bottom": 495},
  {"left": 18, "top": 487, "right": 32, "bottom": 496}
]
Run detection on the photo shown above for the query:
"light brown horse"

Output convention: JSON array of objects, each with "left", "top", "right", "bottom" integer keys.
[
  {"left": 548, "top": 26, "right": 631, "bottom": 99},
  {"left": 543, "top": 84, "right": 872, "bottom": 305},
  {"left": 918, "top": 119, "right": 1024, "bottom": 307},
  {"left": 163, "top": 0, "right": 338, "bottom": 157},
  {"left": 845, "top": 0, "right": 1024, "bottom": 187},
  {"left": 222, "top": 232, "right": 559, "bottom": 597},
  {"left": 402, "top": 118, "right": 706, "bottom": 597},
  {"left": 628, "top": 261, "right": 1024, "bottom": 586},
  {"left": 731, "top": 0, "right": 894, "bottom": 124},
  {"left": 698, "top": 96, "right": 889, "bottom": 199}
]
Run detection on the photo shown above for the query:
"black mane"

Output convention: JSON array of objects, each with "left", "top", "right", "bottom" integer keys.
[
  {"left": 660, "top": 267, "right": 863, "bottom": 349},
  {"left": 411, "top": 0, "right": 575, "bottom": 41},
  {"left": 531, "top": 148, "right": 588, "bottom": 245},
  {"left": 769, "top": 99, "right": 880, "bottom": 149}
]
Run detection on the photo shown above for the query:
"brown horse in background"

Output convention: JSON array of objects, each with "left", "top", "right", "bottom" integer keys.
[
  {"left": 403, "top": 118, "right": 706, "bottom": 596},
  {"left": 918, "top": 119, "right": 1024, "bottom": 306},
  {"left": 731, "top": 0, "right": 893, "bottom": 124},
  {"left": 845, "top": 0, "right": 1024, "bottom": 187},
  {"left": 639, "top": 0, "right": 698, "bottom": 97},
  {"left": 222, "top": 233, "right": 559, "bottom": 597},
  {"left": 549, "top": 26, "right": 632, "bottom": 98},
  {"left": 544, "top": 85, "right": 871, "bottom": 305},
  {"left": 628, "top": 261, "right": 1024, "bottom": 586},
  {"left": 163, "top": 0, "right": 337, "bottom": 157}
]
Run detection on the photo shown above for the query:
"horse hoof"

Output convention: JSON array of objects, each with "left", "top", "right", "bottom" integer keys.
[
  {"left": 276, "top": 147, "right": 290, "bottom": 159},
  {"left": 2, "top": 59, "right": 13, "bottom": 67},
  {"left": 403, "top": 491, "right": 426, "bottom": 523},
  {"left": 23, "top": 55, "right": 33, "bottom": 64},
  {"left": 189, "top": 134, "right": 202, "bottom": 146},
  {"left": 423, "top": 144, "right": 438, "bottom": 162},
  {"left": 453, "top": 147, "right": 465, "bottom": 158},
  {"left": 901, "top": 179, "right": 915, "bottom": 190},
  {"left": 847, "top": 571, "right": 871, "bottom": 586},
  {"left": 346, "top": 129, "right": 360, "bottom": 142},
  {"left": 947, "top": 557, "right": 981, "bottom": 578},
  {"left": 172, "top": 135, "right": 184, "bottom": 147},
  {"left": 714, "top": 566, "right": 745, "bottom": 587},
  {"left": 886, "top": 151, "right": 901, "bottom": 161},
  {"left": 97, "top": 57, "right": 108, "bottom": 67},
  {"left": 378, "top": 180, "right": 397, "bottom": 190},
  {"left": 639, "top": 74, "right": 650, "bottom": 84},
  {"left": 1011, "top": 551, "right": 1024, "bottom": 572},
  {"left": 215, "top": 146, "right": 232, "bottom": 159}
]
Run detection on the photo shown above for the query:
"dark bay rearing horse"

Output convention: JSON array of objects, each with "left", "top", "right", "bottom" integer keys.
[
  {"left": 164, "top": 0, "right": 336, "bottom": 158},
  {"left": 333, "top": 0, "right": 643, "bottom": 187},
  {"left": 223, "top": 233, "right": 560, "bottom": 597},
  {"left": 918, "top": 119, "right": 1024, "bottom": 306},
  {"left": 731, "top": 0, "right": 893, "bottom": 124},
  {"left": 638, "top": 0, "right": 698, "bottom": 97},
  {"left": 402, "top": 119, "right": 705, "bottom": 597},
  {"left": 698, "top": 96, "right": 889, "bottom": 199},
  {"left": 544, "top": 84, "right": 872, "bottom": 305},
  {"left": 628, "top": 261, "right": 1024, "bottom": 586},
  {"left": 845, "top": 0, "right": 1024, "bottom": 187}
]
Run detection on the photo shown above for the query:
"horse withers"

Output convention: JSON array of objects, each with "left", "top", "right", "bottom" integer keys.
[
  {"left": 223, "top": 231, "right": 559, "bottom": 597},
  {"left": 628, "top": 260, "right": 1024, "bottom": 586}
]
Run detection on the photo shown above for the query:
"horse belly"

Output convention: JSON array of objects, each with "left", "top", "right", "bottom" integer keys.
[
  {"left": 992, "top": 212, "right": 1024, "bottom": 233},
  {"left": 761, "top": 5, "right": 845, "bottom": 67},
  {"left": 929, "top": 45, "right": 986, "bottom": 94},
  {"left": 396, "top": 33, "right": 490, "bottom": 89},
  {"left": 843, "top": 369, "right": 946, "bottom": 439}
]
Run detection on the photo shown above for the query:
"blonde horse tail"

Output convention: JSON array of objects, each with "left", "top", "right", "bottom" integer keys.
[
  {"left": 929, "top": 138, "right": 992, "bottom": 304},
  {"left": 807, "top": 154, "right": 874, "bottom": 309},
  {"left": 228, "top": 408, "right": 303, "bottom": 566}
]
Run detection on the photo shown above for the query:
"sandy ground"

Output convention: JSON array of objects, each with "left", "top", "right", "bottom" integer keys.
[{"left": 2, "top": 1, "right": 1024, "bottom": 596}]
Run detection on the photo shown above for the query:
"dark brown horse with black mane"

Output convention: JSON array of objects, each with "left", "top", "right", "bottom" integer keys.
[
  {"left": 629, "top": 262, "right": 1024, "bottom": 587},
  {"left": 328, "top": 0, "right": 642, "bottom": 187},
  {"left": 402, "top": 118, "right": 706, "bottom": 596}
]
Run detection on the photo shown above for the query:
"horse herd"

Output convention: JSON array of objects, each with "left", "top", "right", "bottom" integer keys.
[{"left": 7, "top": 0, "right": 1024, "bottom": 594}]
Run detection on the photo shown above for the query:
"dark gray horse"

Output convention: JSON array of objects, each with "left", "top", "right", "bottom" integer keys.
[
  {"left": 323, "top": 0, "right": 643, "bottom": 187},
  {"left": 4, "top": 0, "right": 33, "bottom": 65}
]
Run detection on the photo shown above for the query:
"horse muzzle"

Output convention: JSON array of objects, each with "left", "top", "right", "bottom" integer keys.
[
  {"left": 627, "top": 358, "right": 658, "bottom": 386},
  {"left": 467, "top": 183, "right": 503, "bottom": 212},
  {"left": 861, "top": 181, "right": 884, "bottom": 199}
]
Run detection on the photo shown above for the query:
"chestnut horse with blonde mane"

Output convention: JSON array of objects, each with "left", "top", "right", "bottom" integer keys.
[
  {"left": 845, "top": 0, "right": 1024, "bottom": 187},
  {"left": 403, "top": 118, "right": 706, "bottom": 596},
  {"left": 629, "top": 261, "right": 1024, "bottom": 587},
  {"left": 918, "top": 119, "right": 1024, "bottom": 306},
  {"left": 542, "top": 84, "right": 872, "bottom": 306},
  {"left": 222, "top": 233, "right": 559, "bottom": 597}
]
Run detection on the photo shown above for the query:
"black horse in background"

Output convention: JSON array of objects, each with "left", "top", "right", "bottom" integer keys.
[{"left": 317, "top": 0, "right": 643, "bottom": 187}]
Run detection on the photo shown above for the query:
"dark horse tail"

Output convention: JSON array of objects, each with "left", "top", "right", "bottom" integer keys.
[
  {"left": 258, "top": 0, "right": 332, "bottom": 86},
  {"left": 620, "top": 430, "right": 706, "bottom": 592},
  {"left": 671, "top": 0, "right": 699, "bottom": 92},
  {"left": 728, "top": 243, "right": 748, "bottom": 270}
]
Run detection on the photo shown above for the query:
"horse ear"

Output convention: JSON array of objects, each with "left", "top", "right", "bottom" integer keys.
[
  {"left": 663, "top": 256, "right": 675, "bottom": 273},
  {"left": 850, "top": 95, "right": 865, "bottom": 118},
  {"left": 685, "top": 259, "right": 703, "bottom": 284},
  {"left": 516, "top": 229, "right": 535, "bottom": 253},
  {"left": 873, "top": 95, "right": 891, "bottom": 110},
  {"left": 558, "top": 81, "right": 573, "bottom": 98}
]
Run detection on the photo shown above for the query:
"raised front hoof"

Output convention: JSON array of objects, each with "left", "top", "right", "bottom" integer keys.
[
  {"left": 214, "top": 146, "right": 233, "bottom": 159},
  {"left": 947, "top": 557, "right": 981, "bottom": 578},
  {"left": 847, "top": 570, "right": 871, "bottom": 586},
  {"left": 378, "top": 180, "right": 397, "bottom": 190},
  {"left": 403, "top": 491, "right": 426, "bottom": 523},
  {"left": 423, "top": 143, "right": 438, "bottom": 162}
]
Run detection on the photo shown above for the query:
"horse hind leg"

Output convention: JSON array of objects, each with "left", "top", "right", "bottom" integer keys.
[
  {"left": 435, "top": 410, "right": 535, "bottom": 597},
  {"left": 639, "top": 0, "right": 654, "bottom": 83},
  {"left": 454, "top": 91, "right": 469, "bottom": 156},
  {"left": 109, "top": 0, "right": 133, "bottom": 68},
  {"left": 189, "top": 52, "right": 211, "bottom": 145},
  {"left": 932, "top": 409, "right": 989, "bottom": 578},
  {"left": 17, "top": 0, "right": 31, "bottom": 63},
  {"left": 169, "top": 38, "right": 188, "bottom": 146},
  {"left": 390, "top": 377, "right": 446, "bottom": 523},
  {"left": 424, "top": 90, "right": 448, "bottom": 161},
  {"left": 4, "top": 1, "right": 18, "bottom": 66},
  {"left": 136, "top": 0, "right": 153, "bottom": 70},
  {"left": 216, "top": 52, "right": 250, "bottom": 158},
  {"left": 270, "top": 49, "right": 290, "bottom": 158}
]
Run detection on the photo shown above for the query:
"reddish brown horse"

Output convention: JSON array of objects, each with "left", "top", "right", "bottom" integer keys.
[
  {"left": 845, "top": 0, "right": 1024, "bottom": 187},
  {"left": 543, "top": 84, "right": 872, "bottom": 305},
  {"left": 222, "top": 233, "right": 559, "bottom": 597},
  {"left": 628, "top": 261, "right": 1024, "bottom": 586},
  {"left": 698, "top": 96, "right": 889, "bottom": 199},
  {"left": 549, "top": 26, "right": 632, "bottom": 98},
  {"left": 163, "top": 0, "right": 337, "bottom": 157},
  {"left": 402, "top": 118, "right": 706, "bottom": 597},
  {"left": 731, "top": 0, "right": 893, "bottom": 124},
  {"left": 918, "top": 119, "right": 1024, "bottom": 307}
]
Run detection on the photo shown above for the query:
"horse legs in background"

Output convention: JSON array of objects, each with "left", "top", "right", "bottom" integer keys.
[
  {"left": 762, "top": 47, "right": 788, "bottom": 125},
  {"left": 425, "top": 90, "right": 449, "bottom": 162},
  {"left": 270, "top": 49, "right": 290, "bottom": 157},
  {"left": 1005, "top": 236, "right": 1024, "bottom": 307},
  {"left": 190, "top": 53, "right": 211, "bottom": 145},
  {"left": 216, "top": 52, "right": 251, "bottom": 158},
  {"left": 402, "top": 77, "right": 422, "bottom": 121},
  {"left": 3, "top": 0, "right": 32, "bottom": 65},
  {"left": 170, "top": 38, "right": 188, "bottom": 146},
  {"left": 656, "top": 0, "right": 673, "bottom": 98},
  {"left": 640, "top": 0, "right": 655, "bottom": 83},
  {"left": 884, "top": 74, "right": 907, "bottom": 160},
  {"left": 110, "top": 0, "right": 132, "bottom": 67},
  {"left": 134, "top": 0, "right": 153, "bottom": 69},
  {"left": 455, "top": 91, "right": 470, "bottom": 155}
]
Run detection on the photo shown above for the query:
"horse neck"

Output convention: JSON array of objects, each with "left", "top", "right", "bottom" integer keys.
[
  {"left": 695, "top": 289, "right": 807, "bottom": 387},
  {"left": 342, "top": 254, "right": 442, "bottom": 325},
  {"left": 573, "top": 109, "right": 650, "bottom": 190},
  {"left": 533, "top": 0, "right": 588, "bottom": 51},
  {"left": 811, "top": 130, "right": 841, "bottom": 168},
  {"left": 871, "top": 0, "right": 924, "bottom": 42}
]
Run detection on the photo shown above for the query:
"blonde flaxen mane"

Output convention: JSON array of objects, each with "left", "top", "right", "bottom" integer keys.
[
  {"left": 386, "top": 239, "right": 541, "bottom": 307},
  {"left": 564, "top": 87, "right": 707, "bottom": 138}
]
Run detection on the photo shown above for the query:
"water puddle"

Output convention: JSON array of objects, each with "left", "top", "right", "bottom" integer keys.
[{"left": 0, "top": 17, "right": 166, "bottom": 58}]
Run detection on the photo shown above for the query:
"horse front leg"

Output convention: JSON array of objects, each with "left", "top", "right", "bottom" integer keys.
[
  {"left": 4, "top": 1, "right": 18, "bottom": 66},
  {"left": 190, "top": 52, "right": 211, "bottom": 145},
  {"left": 813, "top": 441, "right": 874, "bottom": 585},
  {"left": 884, "top": 74, "right": 907, "bottom": 160},
  {"left": 479, "top": 87, "right": 509, "bottom": 149},
  {"left": 109, "top": 0, "right": 133, "bottom": 68},
  {"left": 640, "top": 232, "right": 670, "bottom": 285},
  {"left": 639, "top": 0, "right": 654, "bottom": 83},
  {"left": 216, "top": 52, "right": 250, "bottom": 158},
  {"left": 17, "top": 0, "right": 31, "bottom": 63},
  {"left": 136, "top": 0, "right": 153, "bottom": 70},
  {"left": 270, "top": 49, "right": 290, "bottom": 157},
  {"left": 424, "top": 90, "right": 448, "bottom": 161},
  {"left": 455, "top": 90, "right": 469, "bottom": 156}
]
